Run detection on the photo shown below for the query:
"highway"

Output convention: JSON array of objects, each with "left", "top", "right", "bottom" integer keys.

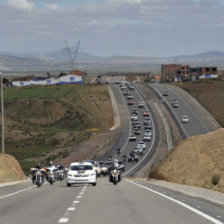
[
  {"left": 0, "top": 82, "right": 223, "bottom": 224},
  {"left": 148, "top": 83, "right": 213, "bottom": 138}
]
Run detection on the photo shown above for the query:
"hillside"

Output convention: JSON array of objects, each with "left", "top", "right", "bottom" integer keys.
[
  {"left": 0, "top": 154, "right": 25, "bottom": 183},
  {"left": 0, "top": 84, "right": 114, "bottom": 173},
  {"left": 150, "top": 128, "right": 224, "bottom": 192},
  {"left": 180, "top": 80, "right": 224, "bottom": 127}
]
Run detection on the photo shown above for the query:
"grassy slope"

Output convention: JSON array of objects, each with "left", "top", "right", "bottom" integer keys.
[{"left": 0, "top": 84, "right": 113, "bottom": 173}]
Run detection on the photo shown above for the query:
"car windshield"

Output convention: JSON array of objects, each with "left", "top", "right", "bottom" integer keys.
[{"left": 70, "top": 165, "right": 93, "bottom": 171}]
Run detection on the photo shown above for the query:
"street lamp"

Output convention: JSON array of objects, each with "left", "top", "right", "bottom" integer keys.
[{"left": 0, "top": 72, "right": 4, "bottom": 153}]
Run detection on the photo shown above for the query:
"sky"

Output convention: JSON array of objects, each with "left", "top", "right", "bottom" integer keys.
[{"left": 0, "top": 0, "right": 224, "bottom": 57}]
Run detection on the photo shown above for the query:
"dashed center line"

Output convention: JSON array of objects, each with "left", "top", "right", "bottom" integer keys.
[
  {"left": 67, "top": 207, "right": 76, "bottom": 211},
  {"left": 58, "top": 218, "right": 69, "bottom": 223},
  {"left": 77, "top": 195, "right": 82, "bottom": 198},
  {"left": 73, "top": 201, "right": 79, "bottom": 204}
]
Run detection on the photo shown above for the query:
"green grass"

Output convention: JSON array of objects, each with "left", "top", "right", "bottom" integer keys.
[{"left": 4, "top": 85, "right": 76, "bottom": 100}]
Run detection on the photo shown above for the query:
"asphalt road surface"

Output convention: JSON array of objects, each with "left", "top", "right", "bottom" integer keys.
[
  {"left": 148, "top": 83, "right": 212, "bottom": 138},
  {"left": 0, "top": 178, "right": 223, "bottom": 224}
]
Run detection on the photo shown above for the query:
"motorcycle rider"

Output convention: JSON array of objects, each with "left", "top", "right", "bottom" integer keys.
[
  {"left": 46, "top": 161, "right": 57, "bottom": 181},
  {"left": 109, "top": 159, "right": 121, "bottom": 182},
  {"left": 32, "top": 162, "right": 44, "bottom": 183},
  {"left": 117, "top": 148, "right": 121, "bottom": 155},
  {"left": 123, "top": 155, "right": 127, "bottom": 162}
]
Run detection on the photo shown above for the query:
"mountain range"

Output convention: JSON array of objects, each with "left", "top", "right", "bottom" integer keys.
[{"left": 1, "top": 50, "right": 224, "bottom": 73}]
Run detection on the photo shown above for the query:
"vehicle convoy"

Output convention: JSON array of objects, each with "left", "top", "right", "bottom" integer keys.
[{"left": 67, "top": 162, "right": 97, "bottom": 187}]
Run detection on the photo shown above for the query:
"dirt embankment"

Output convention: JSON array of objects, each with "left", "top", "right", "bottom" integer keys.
[
  {"left": 180, "top": 80, "right": 224, "bottom": 127},
  {"left": 150, "top": 128, "right": 224, "bottom": 192},
  {"left": 0, "top": 84, "right": 115, "bottom": 173},
  {"left": 0, "top": 154, "right": 25, "bottom": 184}
]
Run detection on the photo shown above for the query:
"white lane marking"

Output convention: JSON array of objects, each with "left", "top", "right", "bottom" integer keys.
[
  {"left": 0, "top": 185, "right": 36, "bottom": 200},
  {"left": 79, "top": 192, "right": 85, "bottom": 195},
  {"left": 73, "top": 201, "right": 79, "bottom": 204},
  {"left": 126, "top": 180, "right": 223, "bottom": 224},
  {"left": 122, "top": 86, "right": 156, "bottom": 176},
  {"left": 217, "top": 216, "right": 222, "bottom": 218},
  {"left": 77, "top": 195, "right": 82, "bottom": 198},
  {"left": 67, "top": 207, "right": 76, "bottom": 211},
  {"left": 58, "top": 218, "right": 69, "bottom": 223}
]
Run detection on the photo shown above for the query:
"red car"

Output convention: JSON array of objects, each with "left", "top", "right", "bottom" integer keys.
[
  {"left": 128, "top": 100, "right": 134, "bottom": 105},
  {"left": 143, "top": 111, "right": 150, "bottom": 116}
]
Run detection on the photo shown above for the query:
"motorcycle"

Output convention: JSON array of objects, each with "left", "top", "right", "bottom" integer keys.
[
  {"left": 109, "top": 169, "right": 121, "bottom": 185},
  {"left": 59, "top": 170, "right": 65, "bottom": 181},
  {"left": 117, "top": 148, "right": 121, "bottom": 155},
  {"left": 46, "top": 170, "right": 55, "bottom": 185},
  {"left": 123, "top": 155, "right": 127, "bottom": 162},
  {"left": 35, "top": 169, "right": 44, "bottom": 187}
]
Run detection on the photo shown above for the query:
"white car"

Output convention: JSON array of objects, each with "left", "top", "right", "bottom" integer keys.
[
  {"left": 143, "top": 135, "right": 151, "bottom": 142},
  {"left": 131, "top": 114, "right": 138, "bottom": 121},
  {"left": 182, "top": 115, "right": 189, "bottom": 123},
  {"left": 138, "top": 102, "right": 144, "bottom": 108},
  {"left": 67, "top": 162, "right": 97, "bottom": 187},
  {"left": 129, "top": 134, "right": 136, "bottom": 141},
  {"left": 144, "top": 131, "right": 152, "bottom": 137},
  {"left": 138, "top": 141, "right": 146, "bottom": 150},
  {"left": 134, "top": 146, "right": 143, "bottom": 155}
]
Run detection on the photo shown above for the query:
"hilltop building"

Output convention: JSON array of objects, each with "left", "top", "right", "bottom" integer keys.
[{"left": 161, "top": 64, "right": 218, "bottom": 82}]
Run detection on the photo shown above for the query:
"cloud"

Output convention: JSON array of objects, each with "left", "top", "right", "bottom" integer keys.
[
  {"left": 1, "top": 0, "right": 224, "bottom": 56},
  {"left": 8, "top": 0, "right": 35, "bottom": 11}
]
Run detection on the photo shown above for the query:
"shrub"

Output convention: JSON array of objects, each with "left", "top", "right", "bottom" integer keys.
[{"left": 212, "top": 174, "right": 220, "bottom": 186}]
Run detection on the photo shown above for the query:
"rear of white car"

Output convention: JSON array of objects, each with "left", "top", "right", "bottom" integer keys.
[{"left": 67, "top": 162, "right": 96, "bottom": 187}]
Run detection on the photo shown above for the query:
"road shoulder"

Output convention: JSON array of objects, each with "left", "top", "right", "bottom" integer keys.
[{"left": 144, "top": 178, "right": 224, "bottom": 206}]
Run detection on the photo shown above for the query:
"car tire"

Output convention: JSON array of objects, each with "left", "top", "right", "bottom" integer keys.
[
  {"left": 67, "top": 183, "right": 71, "bottom": 187},
  {"left": 92, "top": 182, "right": 96, "bottom": 186}
]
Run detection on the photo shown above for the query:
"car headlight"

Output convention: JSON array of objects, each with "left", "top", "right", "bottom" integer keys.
[
  {"left": 67, "top": 174, "right": 72, "bottom": 177},
  {"left": 90, "top": 173, "right": 96, "bottom": 176}
]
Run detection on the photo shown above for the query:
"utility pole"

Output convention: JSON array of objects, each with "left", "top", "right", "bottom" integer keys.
[{"left": 0, "top": 72, "right": 4, "bottom": 153}]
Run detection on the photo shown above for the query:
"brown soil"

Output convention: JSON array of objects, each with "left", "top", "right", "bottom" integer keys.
[
  {"left": 0, "top": 154, "right": 25, "bottom": 183},
  {"left": 180, "top": 80, "right": 224, "bottom": 127},
  {"left": 150, "top": 128, "right": 224, "bottom": 193}
]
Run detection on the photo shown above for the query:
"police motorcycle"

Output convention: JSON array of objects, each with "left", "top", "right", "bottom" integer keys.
[
  {"left": 109, "top": 168, "right": 121, "bottom": 185},
  {"left": 31, "top": 168, "right": 45, "bottom": 187},
  {"left": 108, "top": 159, "right": 121, "bottom": 185},
  {"left": 46, "top": 162, "right": 57, "bottom": 185}
]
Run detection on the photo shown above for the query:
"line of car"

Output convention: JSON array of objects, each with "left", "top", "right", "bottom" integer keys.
[
  {"left": 119, "top": 82, "right": 153, "bottom": 164},
  {"left": 163, "top": 91, "right": 189, "bottom": 123}
]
